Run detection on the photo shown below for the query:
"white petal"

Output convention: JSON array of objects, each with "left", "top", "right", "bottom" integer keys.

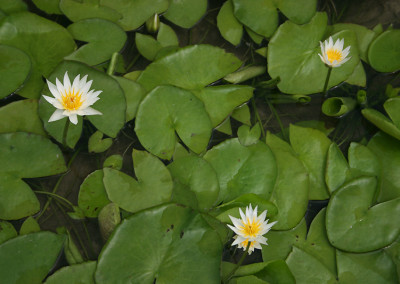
[
  {"left": 72, "top": 74, "right": 81, "bottom": 92},
  {"left": 239, "top": 208, "right": 246, "bottom": 222},
  {"left": 46, "top": 80, "right": 61, "bottom": 100},
  {"left": 82, "top": 107, "right": 102, "bottom": 116},
  {"left": 328, "top": 36, "right": 333, "bottom": 47},
  {"left": 318, "top": 54, "right": 326, "bottom": 64},
  {"left": 232, "top": 236, "right": 246, "bottom": 246},
  {"left": 79, "top": 75, "right": 88, "bottom": 90},
  {"left": 257, "top": 210, "right": 267, "bottom": 223},
  {"left": 63, "top": 72, "right": 71, "bottom": 91},
  {"left": 69, "top": 114, "right": 78, "bottom": 125},
  {"left": 48, "top": 109, "right": 66, "bottom": 122},
  {"left": 43, "top": 95, "right": 64, "bottom": 109},
  {"left": 80, "top": 96, "right": 100, "bottom": 108},
  {"left": 81, "top": 80, "right": 93, "bottom": 95},
  {"left": 56, "top": 78, "right": 65, "bottom": 96}
]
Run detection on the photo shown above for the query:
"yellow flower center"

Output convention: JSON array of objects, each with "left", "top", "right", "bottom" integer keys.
[
  {"left": 326, "top": 49, "right": 343, "bottom": 63},
  {"left": 240, "top": 239, "right": 254, "bottom": 248},
  {"left": 240, "top": 218, "right": 261, "bottom": 237},
  {"left": 61, "top": 89, "right": 83, "bottom": 111}
]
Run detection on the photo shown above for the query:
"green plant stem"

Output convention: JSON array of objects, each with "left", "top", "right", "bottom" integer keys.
[
  {"left": 107, "top": 52, "right": 119, "bottom": 76},
  {"left": 62, "top": 118, "right": 70, "bottom": 148},
  {"left": 223, "top": 242, "right": 251, "bottom": 283},
  {"left": 251, "top": 97, "right": 266, "bottom": 139},
  {"left": 266, "top": 99, "right": 287, "bottom": 141},
  {"left": 323, "top": 67, "right": 333, "bottom": 96},
  {"left": 35, "top": 191, "right": 74, "bottom": 209}
]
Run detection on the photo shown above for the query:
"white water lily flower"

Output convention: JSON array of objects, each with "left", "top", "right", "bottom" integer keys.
[
  {"left": 228, "top": 204, "right": 277, "bottom": 255},
  {"left": 43, "top": 71, "right": 102, "bottom": 125},
  {"left": 318, "top": 36, "right": 351, "bottom": 67}
]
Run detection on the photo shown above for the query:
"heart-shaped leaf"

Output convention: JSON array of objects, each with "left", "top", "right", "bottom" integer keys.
[
  {"left": 168, "top": 156, "right": 219, "bottom": 211},
  {"left": 95, "top": 204, "right": 222, "bottom": 283},
  {"left": 88, "top": 131, "right": 113, "bottom": 153},
  {"left": 66, "top": 18, "right": 127, "bottom": 65},
  {"left": 44, "top": 261, "right": 96, "bottom": 284},
  {"left": 0, "top": 232, "right": 65, "bottom": 284},
  {"left": 268, "top": 12, "right": 359, "bottom": 95},
  {"left": 0, "top": 45, "right": 31, "bottom": 99},
  {"left": 326, "top": 176, "right": 400, "bottom": 252},
  {"left": 137, "top": 45, "right": 242, "bottom": 91},
  {"left": 135, "top": 85, "right": 212, "bottom": 159},
  {"left": 0, "top": 99, "right": 46, "bottom": 136},
  {"left": 238, "top": 123, "right": 261, "bottom": 146},
  {"left": 266, "top": 133, "right": 309, "bottom": 230},
  {"left": 103, "top": 149, "right": 173, "bottom": 213},
  {"left": 0, "top": 12, "right": 76, "bottom": 99},
  {"left": 103, "top": 154, "right": 123, "bottom": 170},
  {"left": 204, "top": 139, "right": 277, "bottom": 203}
]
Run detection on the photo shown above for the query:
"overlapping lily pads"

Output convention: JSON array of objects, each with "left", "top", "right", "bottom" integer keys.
[{"left": 163, "top": 0, "right": 207, "bottom": 28}]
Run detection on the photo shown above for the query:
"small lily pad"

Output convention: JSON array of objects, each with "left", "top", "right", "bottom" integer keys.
[
  {"left": 103, "top": 154, "right": 123, "bottom": 170},
  {"left": 238, "top": 123, "right": 261, "bottom": 146},
  {"left": 217, "top": 0, "right": 243, "bottom": 46},
  {"left": 88, "top": 131, "right": 113, "bottom": 153},
  {"left": 135, "top": 85, "right": 212, "bottom": 159},
  {"left": 19, "top": 216, "right": 40, "bottom": 235},
  {"left": 98, "top": 203, "right": 120, "bottom": 241},
  {"left": 164, "top": 0, "right": 207, "bottom": 28}
]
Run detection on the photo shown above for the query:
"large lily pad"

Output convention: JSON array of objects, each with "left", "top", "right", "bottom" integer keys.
[
  {"left": 164, "top": 0, "right": 207, "bottom": 28},
  {"left": 39, "top": 60, "right": 126, "bottom": 148},
  {"left": 268, "top": 12, "right": 359, "bottom": 95},
  {"left": 326, "top": 176, "right": 400, "bottom": 252},
  {"left": 232, "top": 0, "right": 277, "bottom": 38},
  {"left": 368, "top": 30, "right": 400, "bottom": 72},
  {"left": 0, "top": 232, "right": 65, "bottom": 284},
  {"left": 59, "top": 0, "right": 122, "bottom": 23},
  {"left": 168, "top": 156, "right": 219, "bottom": 211},
  {"left": 289, "top": 124, "right": 331, "bottom": 200},
  {"left": 103, "top": 149, "right": 173, "bottom": 213},
  {"left": 0, "top": 0, "right": 27, "bottom": 14},
  {"left": 0, "top": 12, "right": 76, "bottom": 99},
  {"left": 0, "top": 45, "right": 31, "bottom": 99},
  {"left": 135, "top": 85, "right": 212, "bottom": 160},
  {"left": 0, "top": 99, "right": 46, "bottom": 136},
  {"left": 137, "top": 45, "right": 242, "bottom": 91},
  {"left": 368, "top": 132, "right": 400, "bottom": 202},
  {"left": 217, "top": 0, "right": 243, "bottom": 46},
  {"left": 100, "top": 0, "right": 169, "bottom": 31},
  {"left": 45, "top": 261, "right": 96, "bottom": 284},
  {"left": 191, "top": 85, "right": 253, "bottom": 127},
  {"left": 66, "top": 18, "right": 127, "bottom": 65},
  {"left": 274, "top": 0, "right": 317, "bottom": 25},
  {"left": 204, "top": 139, "right": 277, "bottom": 203},
  {"left": 32, "top": 0, "right": 62, "bottom": 14},
  {"left": 266, "top": 133, "right": 309, "bottom": 230},
  {"left": 95, "top": 205, "right": 222, "bottom": 283}
]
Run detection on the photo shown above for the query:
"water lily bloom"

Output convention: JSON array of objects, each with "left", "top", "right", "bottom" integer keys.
[
  {"left": 43, "top": 72, "right": 102, "bottom": 125},
  {"left": 318, "top": 36, "right": 351, "bottom": 67},
  {"left": 228, "top": 204, "right": 277, "bottom": 255}
]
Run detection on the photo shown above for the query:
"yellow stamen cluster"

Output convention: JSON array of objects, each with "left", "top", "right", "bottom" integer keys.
[
  {"left": 326, "top": 49, "right": 343, "bottom": 63},
  {"left": 61, "top": 89, "right": 83, "bottom": 111}
]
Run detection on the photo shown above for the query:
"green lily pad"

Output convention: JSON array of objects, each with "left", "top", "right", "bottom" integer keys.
[
  {"left": 268, "top": 12, "right": 359, "bottom": 95},
  {"left": 368, "top": 30, "right": 400, "bottom": 72},
  {"left": 137, "top": 45, "right": 242, "bottom": 91},
  {"left": 32, "top": 0, "right": 62, "bottom": 14},
  {"left": 168, "top": 156, "right": 219, "bottom": 211},
  {"left": 238, "top": 123, "right": 261, "bottom": 146},
  {"left": 384, "top": 97, "right": 400, "bottom": 128},
  {"left": 112, "top": 76, "right": 146, "bottom": 122},
  {"left": 44, "top": 261, "right": 96, "bottom": 284},
  {"left": 103, "top": 154, "right": 123, "bottom": 170},
  {"left": 347, "top": 142, "right": 380, "bottom": 179},
  {"left": 0, "top": 0, "right": 27, "bottom": 14},
  {"left": 88, "top": 131, "right": 113, "bottom": 153},
  {"left": 0, "top": 232, "right": 65, "bottom": 284},
  {"left": 66, "top": 18, "right": 127, "bottom": 65},
  {"left": 266, "top": 133, "right": 309, "bottom": 230},
  {"left": 60, "top": 0, "right": 122, "bottom": 23},
  {"left": 232, "top": 0, "right": 278, "bottom": 38},
  {"left": 368, "top": 132, "right": 400, "bottom": 202},
  {"left": 274, "top": 0, "right": 317, "bottom": 24},
  {"left": 326, "top": 176, "right": 400, "bottom": 252},
  {"left": 321, "top": 97, "right": 356, "bottom": 117},
  {"left": 95, "top": 204, "right": 222, "bottom": 283},
  {"left": 98, "top": 203, "right": 120, "bottom": 241},
  {"left": 39, "top": 60, "right": 126, "bottom": 148},
  {"left": 135, "top": 85, "right": 212, "bottom": 159},
  {"left": 103, "top": 149, "right": 173, "bottom": 213},
  {"left": 100, "top": 0, "right": 169, "bottom": 31},
  {"left": 163, "top": 0, "right": 207, "bottom": 28},
  {"left": 19, "top": 216, "right": 40, "bottom": 235},
  {"left": 135, "top": 33, "right": 162, "bottom": 61},
  {"left": 224, "top": 66, "right": 266, "bottom": 84},
  {"left": 345, "top": 61, "right": 366, "bottom": 87},
  {"left": 217, "top": 0, "right": 243, "bottom": 46},
  {"left": 336, "top": 250, "right": 398, "bottom": 284},
  {"left": 0, "top": 221, "right": 17, "bottom": 245},
  {"left": 0, "top": 12, "right": 76, "bottom": 99},
  {"left": 362, "top": 108, "right": 400, "bottom": 141},
  {"left": 0, "top": 45, "right": 31, "bottom": 99},
  {"left": 261, "top": 218, "right": 307, "bottom": 262},
  {"left": 191, "top": 85, "right": 253, "bottom": 127},
  {"left": 78, "top": 170, "right": 110, "bottom": 218},
  {"left": 0, "top": 99, "right": 46, "bottom": 136},
  {"left": 204, "top": 139, "right": 277, "bottom": 203},
  {"left": 232, "top": 104, "right": 251, "bottom": 125},
  {"left": 325, "top": 143, "right": 350, "bottom": 194},
  {"left": 289, "top": 124, "right": 331, "bottom": 200},
  {"left": 215, "top": 117, "right": 232, "bottom": 135}
]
